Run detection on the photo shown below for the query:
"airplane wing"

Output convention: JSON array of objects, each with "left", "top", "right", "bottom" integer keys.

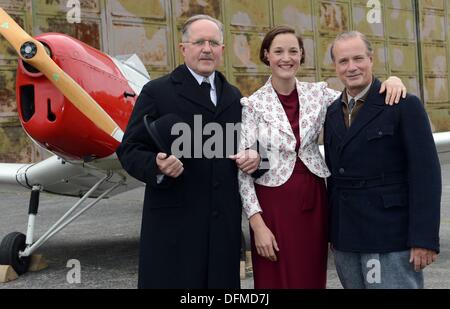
[
  {"left": 433, "top": 132, "right": 450, "bottom": 164},
  {"left": 0, "top": 163, "right": 31, "bottom": 193},
  {"left": 0, "top": 155, "right": 143, "bottom": 197}
]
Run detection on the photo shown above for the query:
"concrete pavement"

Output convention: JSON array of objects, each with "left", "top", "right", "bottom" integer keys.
[{"left": 0, "top": 165, "right": 448, "bottom": 289}]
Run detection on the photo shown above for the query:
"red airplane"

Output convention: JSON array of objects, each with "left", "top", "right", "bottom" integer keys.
[{"left": 0, "top": 8, "right": 147, "bottom": 276}]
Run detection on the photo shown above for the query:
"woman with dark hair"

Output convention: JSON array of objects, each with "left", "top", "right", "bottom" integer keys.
[{"left": 238, "top": 25, "right": 406, "bottom": 288}]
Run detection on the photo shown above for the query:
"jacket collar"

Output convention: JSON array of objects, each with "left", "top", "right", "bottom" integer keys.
[
  {"left": 255, "top": 77, "right": 325, "bottom": 147},
  {"left": 171, "top": 65, "right": 235, "bottom": 117},
  {"left": 256, "top": 77, "right": 295, "bottom": 139},
  {"left": 328, "top": 78, "right": 386, "bottom": 149},
  {"left": 185, "top": 65, "right": 216, "bottom": 91}
]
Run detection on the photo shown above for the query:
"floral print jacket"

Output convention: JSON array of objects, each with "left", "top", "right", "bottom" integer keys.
[{"left": 238, "top": 78, "right": 340, "bottom": 218}]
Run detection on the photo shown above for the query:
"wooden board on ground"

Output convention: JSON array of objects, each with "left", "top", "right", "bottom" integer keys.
[
  {"left": 0, "top": 265, "right": 18, "bottom": 283},
  {"left": 29, "top": 254, "right": 48, "bottom": 272}
]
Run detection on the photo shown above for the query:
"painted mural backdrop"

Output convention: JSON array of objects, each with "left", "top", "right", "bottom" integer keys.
[{"left": 1, "top": 0, "right": 449, "bottom": 162}]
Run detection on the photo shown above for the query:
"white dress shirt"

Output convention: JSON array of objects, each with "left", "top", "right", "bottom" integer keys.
[{"left": 186, "top": 66, "right": 217, "bottom": 105}]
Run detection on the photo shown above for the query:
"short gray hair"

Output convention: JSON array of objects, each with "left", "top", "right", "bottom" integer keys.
[
  {"left": 330, "top": 31, "right": 373, "bottom": 62},
  {"left": 181, "top": 15, "right": 224, "bottom": 43}
]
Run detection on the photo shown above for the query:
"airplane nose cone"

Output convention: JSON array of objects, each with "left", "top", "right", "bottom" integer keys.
[{"left": 20, "top": 41, "right": 38, "bottom": 59}]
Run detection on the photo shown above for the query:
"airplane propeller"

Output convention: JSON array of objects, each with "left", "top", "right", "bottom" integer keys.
[{"left": 0, "top": 8, "right": 124, "bottom": 142}]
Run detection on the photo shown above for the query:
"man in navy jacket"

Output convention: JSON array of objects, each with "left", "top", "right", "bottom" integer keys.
[{"left": 324, "top": 31, "right": 441, "bottom": 289}]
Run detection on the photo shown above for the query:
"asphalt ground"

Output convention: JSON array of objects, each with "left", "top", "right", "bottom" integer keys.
[{"left": 0, "top": 165, "right": 449, "bottom": 289}]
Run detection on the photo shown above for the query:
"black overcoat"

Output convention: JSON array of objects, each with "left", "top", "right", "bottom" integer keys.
[
  {"left": 324, "top": 78, "right": 441, "bottom": 253},
  {"left": 117, "top": 65, "right": 242, "bottom": 288}
]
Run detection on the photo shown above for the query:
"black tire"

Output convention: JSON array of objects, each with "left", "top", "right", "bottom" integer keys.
[{"left": 0, "top": 232, "right": 31, "bottom": 275}]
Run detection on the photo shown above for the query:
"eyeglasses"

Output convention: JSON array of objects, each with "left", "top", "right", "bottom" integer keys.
[{"left": 183, "top": 39, "right": 222, "bottom": 48}]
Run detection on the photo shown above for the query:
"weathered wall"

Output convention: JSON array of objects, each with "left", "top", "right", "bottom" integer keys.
[{"left": 1, "top": 0, "right": 450, "bottom": 162}]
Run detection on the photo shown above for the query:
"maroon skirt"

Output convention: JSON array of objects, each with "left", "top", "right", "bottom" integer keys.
[{"left": 251, "top": 159, "right": 328, "bottom": 289}]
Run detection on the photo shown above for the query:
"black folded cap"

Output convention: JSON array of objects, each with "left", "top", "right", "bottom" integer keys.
[{"left": 143, "top": 113, "right": 184, "bottom": 155}]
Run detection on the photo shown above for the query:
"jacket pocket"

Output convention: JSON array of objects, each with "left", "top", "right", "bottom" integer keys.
[
  {"left": 382, "top": 193, "right": 406, "bottom": 208},
  {"left": 367, "top": 125, "right": 394, "bottom": 141}
]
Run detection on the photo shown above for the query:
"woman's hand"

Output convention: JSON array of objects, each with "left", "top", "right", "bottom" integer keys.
[
  {"left": 250, "top": 213, "right": 279, "bottom": 262},
  {"left": 380, "top": 76, "right": 407, "bottom": 105}
]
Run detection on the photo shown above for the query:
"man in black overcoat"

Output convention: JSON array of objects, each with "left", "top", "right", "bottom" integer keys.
[{"left": 116, "top": 15, "right": 260, "bottom": 288}]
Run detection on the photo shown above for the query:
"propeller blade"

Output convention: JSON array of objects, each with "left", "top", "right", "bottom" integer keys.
[{"left": 0, "top": 8, "right": 123, "bottom": 142}]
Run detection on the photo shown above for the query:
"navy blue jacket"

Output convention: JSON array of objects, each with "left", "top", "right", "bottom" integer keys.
[{"left": 324, "top": 78, "right": 441, "bottom": 253}]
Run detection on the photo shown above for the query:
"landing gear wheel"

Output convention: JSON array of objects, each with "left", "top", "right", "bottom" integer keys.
[{"left": 0, "top": 232, "right": 31, "bottom": 275}]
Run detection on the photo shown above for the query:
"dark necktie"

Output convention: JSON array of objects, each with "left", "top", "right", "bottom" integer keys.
[
  {"left": 200, "top": 80, "right": 215, "bottom": 106},
  {"left": 348, "top": 98, "right": 356, "bottom": 112}
]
